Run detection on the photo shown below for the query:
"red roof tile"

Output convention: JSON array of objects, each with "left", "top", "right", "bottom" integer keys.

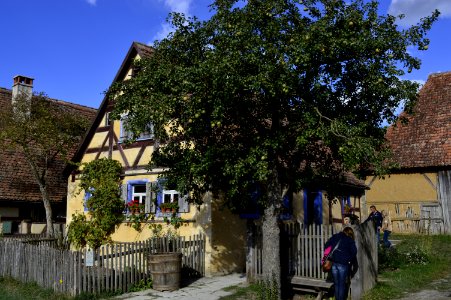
[
  {"left": 386, "top": 72, "right": 451, "bottom": 169},
  {"left": 0, "top": 87, "right": 96, "bottom": 203}
]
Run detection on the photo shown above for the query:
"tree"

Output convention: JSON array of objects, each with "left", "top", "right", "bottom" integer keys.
[
  {"left": 67, "top": 158, "right": 125, "bottom": 249},
  {"left": 109, "top": 0, "right": 438, "bottom": 295},
  {"left": 0, "top": 92, "right": 90, "bottom": 237}
]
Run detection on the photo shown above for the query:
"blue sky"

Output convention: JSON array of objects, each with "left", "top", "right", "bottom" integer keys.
[{"left": 1, "top": 0, "right": 451, "bottom": 109}]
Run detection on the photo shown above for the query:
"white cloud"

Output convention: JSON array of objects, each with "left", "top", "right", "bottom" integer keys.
[
  {"left": 150, "top": 0, "right": 193, "bottom": 43},
  {"left": 152, "top": 23, "right": 173, "bottom": 44},
  {"left": 163, "top": 0, "right": 192, "bottom": 16},
  {"left": 389, "top": 0, "right": 451, "bottom": 27},
  {"left": 86, "top": 0, "right": 97, "bottom": 6}
]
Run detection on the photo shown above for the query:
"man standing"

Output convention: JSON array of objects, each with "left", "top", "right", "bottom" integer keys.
[{"left": 365, "top": 205, "right": 383, "bottom": 245}]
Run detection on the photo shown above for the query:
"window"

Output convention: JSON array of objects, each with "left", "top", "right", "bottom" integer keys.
[
  {"left": 120, "top": 116, "right": 154, "bottom": 142},
  {"left": 156, "top": 179, "right": 189, "bottom": 214},
  {"left": 83, "top": 188, "right": 95, "bottom": 212},
  {"left": 84, "top": 190, "right": 92, "bottom": 212},
  {"left": 122, "top": 180, "right": 155, "bottom": 214},
  {"left": 121, "top": 179, "right": 189, "bottom": 216},
  {"left": 303, "top": 189, "right": 322, "bottom": 225},
  {"left": 105, "top": 112, "right": 111, "bottom": 126},
  {"left": 132, "top": 184, "right": 146, "bottom": 205},
  {"left": 162, "top": 189, "right": 180, "bottom": 204}
]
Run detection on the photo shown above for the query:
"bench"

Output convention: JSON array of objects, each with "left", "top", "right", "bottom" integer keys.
[{"left": 290, "top": 276, "right": 334, "bottom": 300}]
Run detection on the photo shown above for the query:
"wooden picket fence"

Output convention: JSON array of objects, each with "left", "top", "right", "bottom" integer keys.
[
  {"left": 247, "top": 221, "right": 339, "bottom": 281},
  {"left": 0, "top": 234, "right": 205, "bottom": 296}
]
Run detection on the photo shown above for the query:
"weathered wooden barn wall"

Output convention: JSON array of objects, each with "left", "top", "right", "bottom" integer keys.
[{"left": 364, "top": 172, "right": 450, "bottom": 234}]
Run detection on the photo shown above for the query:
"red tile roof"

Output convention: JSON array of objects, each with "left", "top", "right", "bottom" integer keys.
[
  {"left": 0, "top": 87, "right": 96, "bottom": 203},
  {"left": 386, "top": 72, "right": 451, "bottom": 169}
]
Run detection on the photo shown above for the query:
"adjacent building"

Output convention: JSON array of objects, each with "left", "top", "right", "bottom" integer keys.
[
  {"left": 365, "top": 72, "right": 451, "bottom": 234},
  {"left": 0, "top": 75, "right": 96, "bottom": 234}
]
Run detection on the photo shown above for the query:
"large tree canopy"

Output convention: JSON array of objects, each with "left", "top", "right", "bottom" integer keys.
[
  {"left": 111, "top": 0, "right": 437, "bottom": 208},
  {"left": 109, "top": 0, "right": 437, "bottom": 292}
]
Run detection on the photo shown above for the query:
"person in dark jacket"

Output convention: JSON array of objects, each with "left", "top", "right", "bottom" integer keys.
[
  {"left": 324, "top": 227, "right": 358, "bottom": 300},
  {"left": 364, "top": 205, "right": 383, "bottom": 245}
]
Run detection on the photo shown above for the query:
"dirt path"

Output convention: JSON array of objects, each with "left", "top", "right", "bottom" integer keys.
[{"left": 396, "top": 272, "right": 451, "bottom": 300}]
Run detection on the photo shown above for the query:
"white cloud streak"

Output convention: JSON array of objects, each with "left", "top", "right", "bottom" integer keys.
[
  {"left": 86, "top": 0, "right": 97, "bottom": 6},
  {"left": 163, "top": 0, "right": 192, "bottom": 16},
  {"left": 389, "top": 0, "right": 451, "bottom": 27},
  {"left": 151, "top": 0, "right": 192, "bottom": 43}
]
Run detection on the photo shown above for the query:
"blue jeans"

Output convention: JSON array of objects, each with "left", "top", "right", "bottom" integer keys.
[
  {"left": 383, "top": 230, "right": 392, "bottom": 248},
  {"left": 331, "top": 262, "right": 350, "bottom": 300}
]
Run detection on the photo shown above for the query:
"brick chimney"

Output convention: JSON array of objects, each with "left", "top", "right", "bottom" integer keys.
[
  {"left": 12, "top": 75, "right": 34, "bottom": 115},
  {"left": 12, "top": 75, "right": 34, "bottom": 102}
]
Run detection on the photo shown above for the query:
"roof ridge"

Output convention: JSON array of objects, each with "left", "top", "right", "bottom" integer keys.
[{"left": 0, "top": 86, "right": 96, "bottom": 111}]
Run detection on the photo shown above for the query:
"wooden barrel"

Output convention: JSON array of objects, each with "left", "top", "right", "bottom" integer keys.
[{"left": 148, "top": 252, "right": 182, "bottom": 291}]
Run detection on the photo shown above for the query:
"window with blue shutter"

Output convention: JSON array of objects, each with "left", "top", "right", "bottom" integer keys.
[
  {"left": 303, "top": 189, "right": 323, "bottom": 225},
  {"left": 121, "top": 180, "right": 157, "bottom": 214},
  {"left": 83, "top": 190, "right": 92, "bottom": 212},
  {"left": 155, "top": 179, "right": 189, "bottom": 215}
]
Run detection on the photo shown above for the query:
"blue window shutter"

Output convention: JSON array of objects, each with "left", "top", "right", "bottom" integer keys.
[
  {"left": 304, "top": 189, "right": 323, "bottom": 225},
  {"left": 156, "top": 180, "right": 164, "bottom": 211},
  {"left": 178, "top": 194, "right": 189, "bottom": 213},
  {"left": 313, "top": 191, "right": 323, "bottom": 225},
  {"left": 83, "top": 191, "right": 92, "bottom": 212}
]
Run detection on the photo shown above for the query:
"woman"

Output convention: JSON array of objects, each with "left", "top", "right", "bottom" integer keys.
[
  {"left": 381, "top": 210, "right": 392, "bottom": 248},
  {"left": 324, "top": 227, "right": 358, "bottom": 300}
]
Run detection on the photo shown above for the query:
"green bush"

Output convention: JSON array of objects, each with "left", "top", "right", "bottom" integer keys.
[
  {"left": 378, "top": 242, "right": 429, "bottom": 272},
  {"left": 403, "top": 245, "right": 429, "bottom": 265},
  {"left": 378, "top": 247, "right": 402, "bottom": 271}
]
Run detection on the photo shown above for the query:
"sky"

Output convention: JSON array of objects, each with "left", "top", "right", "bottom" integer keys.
[{"left": 1, "top": 0, "right": 451, "bottom": 109}]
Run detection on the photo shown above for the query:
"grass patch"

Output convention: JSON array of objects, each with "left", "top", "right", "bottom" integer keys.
[
  {"left": 363, "top": 234, "right": 451, "bottom": 300},
  {"left": 0, "top": 277, "right": 72, "bottom": 300},
  {"left": 0, "top": 277, "right": 118, "bottom": 300},
  {"left": 219, "top": 283, "right": 261, "bottom": 300}
]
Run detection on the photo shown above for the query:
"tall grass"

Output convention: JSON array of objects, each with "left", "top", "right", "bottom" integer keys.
[
  {"left": 0, "top": 277, "right": 72, "bottom": 300},
  {"left": 363, "top": 234, "right": 451, "bottom": 300}
]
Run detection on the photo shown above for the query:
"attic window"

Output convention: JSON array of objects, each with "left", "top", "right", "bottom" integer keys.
[
  {"left": 120, "top": 116, "right": 154, "bottom": 142},
  {"left": 105, "top": 112, "right": 111, "bottom": 126}
]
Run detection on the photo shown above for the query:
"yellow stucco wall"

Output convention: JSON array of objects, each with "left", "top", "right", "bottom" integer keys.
[
  {"left": 364, "top": 173, "right": 438, "bottom": 233},
  {"left": 210, "top": 199, "right": 247, "bottom": 275},
  {"left": 67, "top": 173, "right": 243, "bottom": 277}
]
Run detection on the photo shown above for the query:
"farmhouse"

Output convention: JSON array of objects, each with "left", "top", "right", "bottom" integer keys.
[
  {"left": 364, "top": 72, "right": 451, "bottom": 234},
  {"left": 0, "top": 76, "right": 95, "bottom": 235}
]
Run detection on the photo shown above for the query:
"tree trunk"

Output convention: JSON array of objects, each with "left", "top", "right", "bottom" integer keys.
[
  {"left": 39, "top": 184, "right": 55, "bottom": 237},
  {"left": 261, "top": 168, "right": 282, "bottom": 299}
]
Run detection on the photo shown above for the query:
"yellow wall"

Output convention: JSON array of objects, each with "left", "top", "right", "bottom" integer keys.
[
  {"left": 364, "top": 173, "right": 438, "bottom": 233},
  {"left": 210, "top": 199, "right": 247, "bottom": 275},
  {"left": 67, "top": 174, "right": 244, "bottom": 276}
]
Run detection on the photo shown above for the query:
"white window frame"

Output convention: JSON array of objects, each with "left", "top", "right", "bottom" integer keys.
[{"left": 120, "top": 115, "right": 154, "bottom": 142}]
